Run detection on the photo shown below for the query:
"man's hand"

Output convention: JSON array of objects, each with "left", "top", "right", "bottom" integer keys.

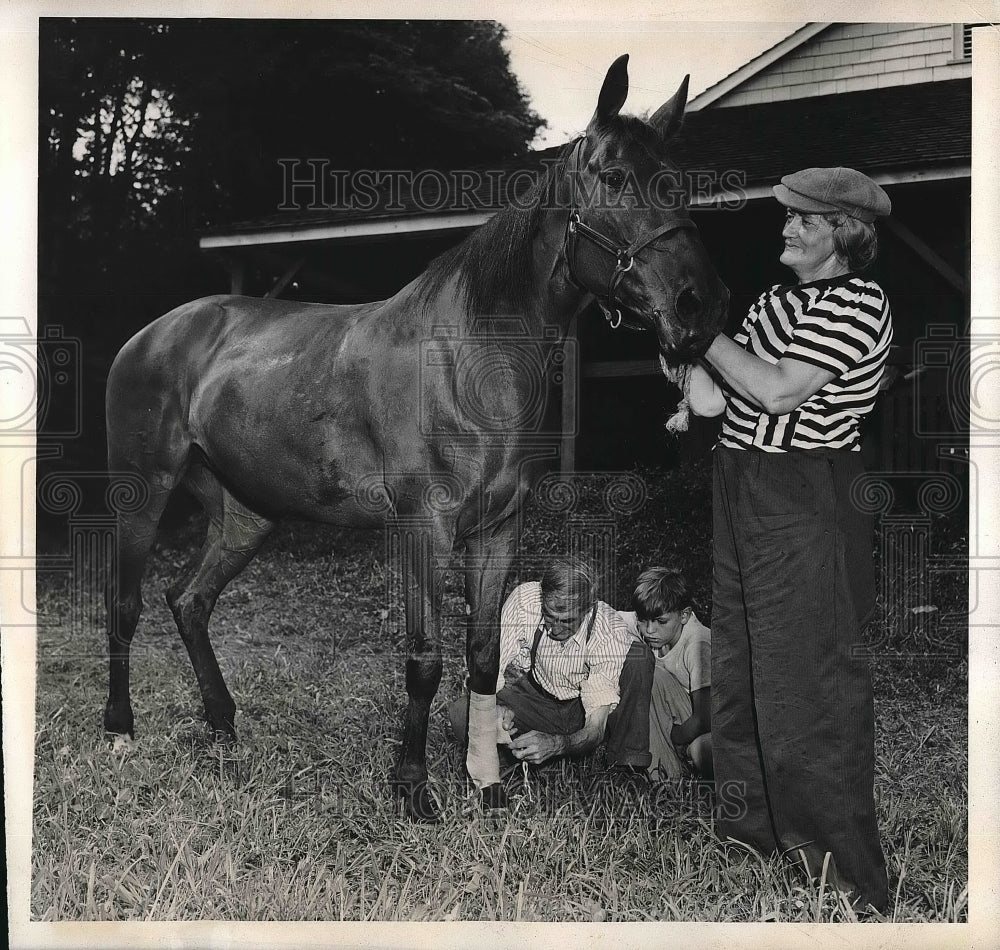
[
  {"left": 509, "top": 730, "right": 566, "bottom": 765},
  {"left": 496, "top": 704, "right": 516, "bottom": 745},
  {"left": 505, "top": 705, "right": 612, "bottom": 766}
]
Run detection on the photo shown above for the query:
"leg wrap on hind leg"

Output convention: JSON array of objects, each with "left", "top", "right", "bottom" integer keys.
[{"left": 466, "top": 690, "right": 501, "bottom": 788}]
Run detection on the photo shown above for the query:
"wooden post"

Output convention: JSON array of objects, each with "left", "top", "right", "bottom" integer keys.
[
  {"left": 226, "top": 256, "right": 246, "bottom": 295},
  {"left": 560, "top": 314, "right": 579, "bottom": 474},
  {"left": 881, "top": 216, "right": 970, "bottom": 299},
  {"left": 265, "top": 256, "right": 306, "bottom": 299}
]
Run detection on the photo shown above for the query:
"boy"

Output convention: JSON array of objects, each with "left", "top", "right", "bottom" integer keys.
[{"left": 621, "top": 566, "right": 713, "bottom": 781}]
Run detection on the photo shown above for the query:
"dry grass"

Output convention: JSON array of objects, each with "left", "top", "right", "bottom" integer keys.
[{"left": 31, "top": 464, "right": 968, "bottom": 921}]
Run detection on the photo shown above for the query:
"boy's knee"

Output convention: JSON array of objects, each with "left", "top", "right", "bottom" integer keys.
[{"left": 688, "top": 732, "right": 713, "bottom": 777}]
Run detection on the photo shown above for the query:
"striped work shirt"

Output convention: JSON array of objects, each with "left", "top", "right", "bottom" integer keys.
[
  {"left": 496, "top": 581, "right": 636, "bottom": 713},
  {"left": 718, "top": 274, "right": 892, "bottom": 452}
]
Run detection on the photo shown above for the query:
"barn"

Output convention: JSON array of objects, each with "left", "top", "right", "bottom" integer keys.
[{"left": 199, "top": 21, "right": 975, "bottom": 476}]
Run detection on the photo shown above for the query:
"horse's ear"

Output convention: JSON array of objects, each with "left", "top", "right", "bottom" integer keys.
[
  {"left": 650, "top": 75, "right": 690, "bottom": 142},
  {"left": 589, "top": 54, "right": 630, "bottom": 130}
]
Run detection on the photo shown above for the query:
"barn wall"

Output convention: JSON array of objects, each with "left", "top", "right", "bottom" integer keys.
[{"left": 714, "top": 23, "right": 970, "bottom": 107}]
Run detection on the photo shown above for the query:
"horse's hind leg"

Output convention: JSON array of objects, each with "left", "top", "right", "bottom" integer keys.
[
  {"left": 167, "top": 464, "right": 273, "bottom": 739},
  {"left": 393, "top": 523, "right": 448, "bottom": 822},
  {"left": 105, "top": 483, "right": 176, "bottom": 737}
]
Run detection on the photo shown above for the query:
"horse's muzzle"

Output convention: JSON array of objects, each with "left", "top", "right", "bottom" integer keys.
[{"left": 652, "top": 318, "right": 718, "bottom": 363}]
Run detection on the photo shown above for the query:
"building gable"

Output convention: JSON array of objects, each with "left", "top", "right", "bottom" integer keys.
[{"left": 691, "top": 22, "right": 972, "bottom": 109}]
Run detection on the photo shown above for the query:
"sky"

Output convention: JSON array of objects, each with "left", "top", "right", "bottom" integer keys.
[{"left": 502, "top": 20, "right": 805, "bottom": 146}]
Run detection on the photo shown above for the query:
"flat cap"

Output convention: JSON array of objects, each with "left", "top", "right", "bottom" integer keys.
[{"left": 772, "top": 166, "right": 891, "bottom": 223}]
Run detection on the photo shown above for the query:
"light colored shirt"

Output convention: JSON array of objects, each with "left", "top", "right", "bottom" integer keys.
[
  {"left": 619, "top": 611, "right": 711, "bottom": 694},
  {"left": 497, "top": 581, "right": 635, "bottom": 713}
]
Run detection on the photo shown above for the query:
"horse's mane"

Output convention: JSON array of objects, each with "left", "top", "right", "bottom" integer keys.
[
  {"left": 416, "top": 117, "right": 666, "bottom": 332},
  {"left": 415, "top": 143, "right": 573, "bottom": 328}
]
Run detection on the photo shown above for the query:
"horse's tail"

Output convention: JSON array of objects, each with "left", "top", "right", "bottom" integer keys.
[{"left": 103, "top": 298, "right": 223, "bottom": 737}]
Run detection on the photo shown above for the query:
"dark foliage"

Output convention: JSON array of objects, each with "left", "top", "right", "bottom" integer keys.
[{"left": 37, "top": 18, "right": 543, "bottom": 471}]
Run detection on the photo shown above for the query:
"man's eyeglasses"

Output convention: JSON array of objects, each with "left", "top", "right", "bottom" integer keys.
[
  {"left": 541, "top": 609, "right": 581, "bottom": 629},
  {"left": 540, "top": 601, "right": 592, "bottom": 639}
]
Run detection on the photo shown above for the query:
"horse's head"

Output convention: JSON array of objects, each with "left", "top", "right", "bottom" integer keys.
[{"left": 561, "top": 55, "right": 729, "bottom": 363}]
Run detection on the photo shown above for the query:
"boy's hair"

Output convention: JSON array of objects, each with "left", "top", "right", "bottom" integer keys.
[{"left": 632, "top": 566, "right": 690, "bottom": 619}]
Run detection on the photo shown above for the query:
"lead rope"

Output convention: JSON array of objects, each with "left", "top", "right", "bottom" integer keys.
[{"left": 660, "top": 357, "right": 692, "bottom": 435}]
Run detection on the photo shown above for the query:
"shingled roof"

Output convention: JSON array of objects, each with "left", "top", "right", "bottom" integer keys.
[
  {"left": 201, "top": 78, "right": 969, "bottom": 245},
  {"left": 672, "top": 78, "right": 970, "bottom": 189}
]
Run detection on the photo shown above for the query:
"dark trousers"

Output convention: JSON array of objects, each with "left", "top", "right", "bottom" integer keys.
[
  {"left": 450, "top": 641, "right": 654, "bottom": 768},
  {"left": 712, "top": 447, "right": 888, "bottom": 912},
  {"left": 602, "top": 639, "right": 655, "bottom": 768}
]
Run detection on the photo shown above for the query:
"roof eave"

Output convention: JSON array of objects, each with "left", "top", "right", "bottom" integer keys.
[
  {"left": 198, "top": 210, "right": 494, "bottom": 250},
  {"left": 698, "top": 162, "right": 970, "bottom": 207},
  {"left": 688, "top": 22, "right": 832, "bottom": 111},
  {"left": 198, "top": 161, "right": 970, "bottom": 250}
]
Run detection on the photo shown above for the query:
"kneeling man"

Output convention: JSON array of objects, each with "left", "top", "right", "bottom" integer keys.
[{"left": 450, "top": 556, "right": 653, "bottom": 776}]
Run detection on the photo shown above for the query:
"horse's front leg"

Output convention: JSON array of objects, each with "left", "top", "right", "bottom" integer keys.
[
  {"left": 463, "top": 518, "right": 518, "bottom": 809},
  {"left": 393, "top": 524, "right": 445, "bottom": 822}
]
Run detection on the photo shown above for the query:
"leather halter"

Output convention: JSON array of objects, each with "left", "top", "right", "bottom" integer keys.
[{"left": 563, "top": 138, "right": 696, "bottom": 330}]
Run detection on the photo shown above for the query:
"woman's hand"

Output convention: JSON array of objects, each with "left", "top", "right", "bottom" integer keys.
[{"left": 688, "top": 360, "right": 726, "bottom": 417}]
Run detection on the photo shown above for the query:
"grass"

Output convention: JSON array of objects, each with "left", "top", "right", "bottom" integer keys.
[{"left": 31, "top": 462, "right": 968, "bottom": 922}]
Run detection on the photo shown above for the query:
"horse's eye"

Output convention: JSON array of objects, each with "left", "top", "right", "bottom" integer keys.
[{"left": 601, "top": 169, "right": 626, "bottom": 190}]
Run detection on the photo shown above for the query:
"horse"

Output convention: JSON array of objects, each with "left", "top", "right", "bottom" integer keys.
[{"left": 103, "top": 55, "right": 729, "bottom": 822}]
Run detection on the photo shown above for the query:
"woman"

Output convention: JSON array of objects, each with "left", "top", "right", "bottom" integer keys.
[{"left": 689, "top": 166, "right": 892, "bottom": 913}]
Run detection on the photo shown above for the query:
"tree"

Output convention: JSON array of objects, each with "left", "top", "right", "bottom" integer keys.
[
  {"left": 39, "top": 21, "right": 190, "bottom": 288},
  {"left": 39, "top": 18, "right": 544, "bottom": 266},
  {"left": 37, "top": 18, "right": 544, "bottom": 469},
  {"left": 170, "top": 19, "right": 544, "bottom": 222}
]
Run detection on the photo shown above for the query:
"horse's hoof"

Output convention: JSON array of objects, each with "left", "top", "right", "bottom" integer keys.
[
  {"left": 392, "top": 779, "right": 441, "bottom": 823},
  {"left": 103, "top": 705, "right": 134, "bottom": 738},
  {"left": 103, "top": 730, "right": 134, "bottom": 750},
  {"left": 205, "top": 705, "right": 237, "bottom": 744},
  {"left": 209, "top": 725, "right": 238, "bottom": 745},
  {"left": 480, "top": 782, "right": 509, "bottom": 811}
]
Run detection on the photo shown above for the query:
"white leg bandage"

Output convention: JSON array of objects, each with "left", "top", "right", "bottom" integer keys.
[{"left": 466, "top": 690, "right": 501, "bottom": 789}]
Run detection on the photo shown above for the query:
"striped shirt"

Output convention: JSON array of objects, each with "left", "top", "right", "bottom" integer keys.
[
  {"left": 497, "top": 581, "right": 636, "bottom": 713},
  {"left": 718, "top": 274, "right": 892, "bottom": 452}
]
